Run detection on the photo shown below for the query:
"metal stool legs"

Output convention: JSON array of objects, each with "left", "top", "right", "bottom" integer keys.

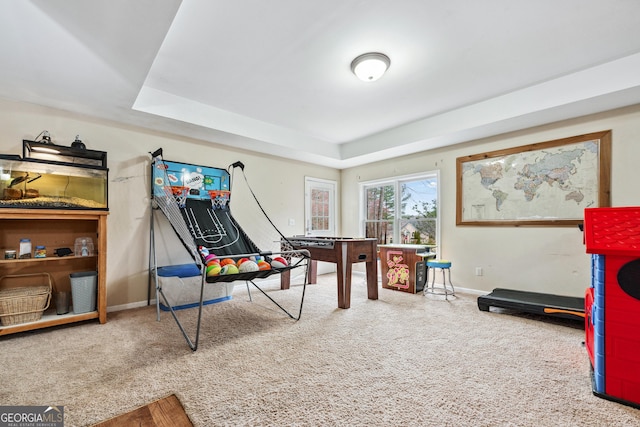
[{"left": 424, "top": 260, "right": 455, "bottom": 300}]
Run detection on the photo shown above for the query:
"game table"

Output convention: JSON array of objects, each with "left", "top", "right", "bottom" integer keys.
[{"left": 280, "top": 236, "right": 378, "bottom": 309}]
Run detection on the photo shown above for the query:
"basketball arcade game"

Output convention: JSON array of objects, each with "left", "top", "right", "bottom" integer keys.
[{"left": 149, "top": 149, "right": 310, "bottom": 351}]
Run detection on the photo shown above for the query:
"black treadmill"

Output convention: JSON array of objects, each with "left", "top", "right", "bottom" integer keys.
[{"left": 477, "top": 288, "right": 585, "bottom": 321}]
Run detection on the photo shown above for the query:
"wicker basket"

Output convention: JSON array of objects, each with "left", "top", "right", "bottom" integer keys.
[{"left": 0, "top": 273, "right": 52, "bottom": 326}]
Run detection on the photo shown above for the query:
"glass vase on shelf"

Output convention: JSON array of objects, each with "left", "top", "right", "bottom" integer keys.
[{"left": 74, "top": 237, "right": 94, "bottom": 256}]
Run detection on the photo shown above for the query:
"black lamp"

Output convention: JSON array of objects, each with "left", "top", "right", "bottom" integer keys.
[
  {"left": 41, "top": 131, "right": 52, "bottom": 143},
  {"left": 33, "top": 130, "right": 53, "bottom": 144},
  {"left": 71, "top": 135, "right": 86, "bottom": 150}
]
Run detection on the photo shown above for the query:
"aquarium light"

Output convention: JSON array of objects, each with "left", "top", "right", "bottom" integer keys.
[
  {"left": 31, "top": 146, "right": 61, "bottom": 154},
  {"left": 23, "top": 140, "right": 107, "bottom": 168}
]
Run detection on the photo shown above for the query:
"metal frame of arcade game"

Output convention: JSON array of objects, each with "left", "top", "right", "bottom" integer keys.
[{"left": 148, "top": 149, "right": 310, "bottom": 351}]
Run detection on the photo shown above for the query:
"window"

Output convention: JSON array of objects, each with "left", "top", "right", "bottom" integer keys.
[
  {"left": 361, "top": 172, "right": 439, "bottom": 246},
  {"left": 311, "top": 188, "right": 330, "bottom": 231},
  {"left": 305, "top": 177, "right": 336, "bottom": 236},
  {"left": 363, "top": 184, "right": 395, "bottom": 244}
]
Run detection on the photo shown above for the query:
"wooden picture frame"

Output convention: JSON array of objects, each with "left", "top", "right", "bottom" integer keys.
[{"left": 456, "top": 130, "right": 611, "bottom": 226}]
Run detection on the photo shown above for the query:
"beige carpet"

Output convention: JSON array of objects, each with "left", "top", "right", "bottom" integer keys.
[{"left": 1, "top": 274, "right": 639, "bottom": 426}]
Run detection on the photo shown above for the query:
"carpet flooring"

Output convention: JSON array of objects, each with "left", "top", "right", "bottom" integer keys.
[{"left": 1, "top": 273, "right": 639, "bottom": 426}]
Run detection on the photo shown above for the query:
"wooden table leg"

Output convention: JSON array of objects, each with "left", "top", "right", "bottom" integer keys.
[
  {"left": 366, "top": 259, "right": 378, "bottom": 300},
  {"left": 282, "top": 259, "right": 317, "bottom": 289},
  {"left": 336, "top": 243, "right": 349, "bottom": 309},
  {"left": 307, "top": 259, "right": 318, "bottom": 284},
  {"left": 280, "top": 269, "right": 290, "bottom": 290},
  {"left": 343, "top": 260, "right": 353, "bottom": 309}
]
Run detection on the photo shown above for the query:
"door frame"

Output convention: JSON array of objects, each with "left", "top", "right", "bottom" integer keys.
[{"left": 304, "top": 177, "right": 337, "bottom": 237}]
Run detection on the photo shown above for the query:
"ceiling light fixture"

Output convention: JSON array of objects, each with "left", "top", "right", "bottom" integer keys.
[{"left": 351, "top": 52, "right": 390, "bottom": 82}]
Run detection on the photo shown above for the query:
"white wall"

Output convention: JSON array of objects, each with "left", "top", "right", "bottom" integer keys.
[
  {"left": 341, "top": 104, "right": 640, "bottom": 297},
  {"left": 0, "top": 99, "right": 340, "bottom": 307},
  {"left": 4, "top": 98, "right": 639, "bottom": 304}
]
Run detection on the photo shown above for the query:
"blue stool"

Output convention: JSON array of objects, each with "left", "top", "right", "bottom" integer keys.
[{"left": 425, "top": 259, "right": 455, "bottom": 300}]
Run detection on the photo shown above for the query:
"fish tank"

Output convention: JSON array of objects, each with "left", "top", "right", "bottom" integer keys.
[{"left": 0, "top": 140, "right": 108, "bottom": 210}]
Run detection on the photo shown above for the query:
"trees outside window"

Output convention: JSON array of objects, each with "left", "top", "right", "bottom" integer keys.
[{"left": 362, "top": 173, "right": 438, "bottom": 246}]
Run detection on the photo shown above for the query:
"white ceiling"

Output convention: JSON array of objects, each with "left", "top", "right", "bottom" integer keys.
[{"left": 2, "top": 0, "right": 640, "bottom": 169}]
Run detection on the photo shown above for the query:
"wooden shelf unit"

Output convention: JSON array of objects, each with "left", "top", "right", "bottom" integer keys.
[{"left": 0, "top": 209, "right": 107, "bottom": 336}]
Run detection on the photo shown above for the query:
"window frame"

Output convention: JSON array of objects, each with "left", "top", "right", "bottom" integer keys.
[{"left": 359, "top": 170, "right": 440, "bottom": 248}]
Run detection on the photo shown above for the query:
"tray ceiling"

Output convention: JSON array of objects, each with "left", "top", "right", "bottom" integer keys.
[{"left": 2, "top": 0, "right": 640, "bottom": 168}]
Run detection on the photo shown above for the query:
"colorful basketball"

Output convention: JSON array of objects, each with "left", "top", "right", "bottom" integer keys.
[
  {"left": 205, "top": 254, "right": 218, "bottom": 263},
  {"left": 220, "top": 264, "right": 239, "bottom": 275},
  {"left": 207, "top": 258, "right": 220, "bottom": 267},
  {"left": 220, "top": 258, "right": 235, "bottom": 267},
  {"left": 238, "top": 260, "right": 259, "bottom": 272},
  {"left": 236, "top": 257, "right": 250, "bottom": 267},
  {"left": 271, "top": 257, "right": 288, "bottom": 268},
  {"left": 257, "top": 260, "right": 271, "bottom": 271},
  {"left": 206, "top": 263, "right": 221, "bottom": 276}
]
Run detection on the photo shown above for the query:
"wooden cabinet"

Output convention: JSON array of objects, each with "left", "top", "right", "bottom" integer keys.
[
  {"left": 379, "top": 244, "right": 436, "bottom": 294},
  {"left": 0, "top": 209, "right": 107, "bottom": 335}
]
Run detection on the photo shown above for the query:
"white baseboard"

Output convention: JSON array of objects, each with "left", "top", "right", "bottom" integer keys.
[
  {"left": 350, "top": 270, "right": 487, "bottom": 296},
  {"left": 106, "top": 274, "right": 487, "bottom": 313},
  {"left": 452, "top": 286, "right": 486, "bottom": 296},
  {"left": 106, "top": 300, "right": 153, "bottom": 313}
]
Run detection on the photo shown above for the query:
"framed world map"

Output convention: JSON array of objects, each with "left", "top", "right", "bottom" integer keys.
[{"left": 456, "top": 130, "right": 611, "bottom": 226}]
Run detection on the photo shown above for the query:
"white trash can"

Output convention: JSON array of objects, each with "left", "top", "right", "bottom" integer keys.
[{"left": 70, "top": 271, "right": 97, "bottom": 314}]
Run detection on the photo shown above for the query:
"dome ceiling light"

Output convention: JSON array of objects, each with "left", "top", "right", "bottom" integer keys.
[{"left": 350, "top": 52, "right": 390, "bottom": 82}]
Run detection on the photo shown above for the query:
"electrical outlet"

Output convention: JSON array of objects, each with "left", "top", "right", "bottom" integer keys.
[
  {"left": 475, "top": 267, "right": 483, "bottom": 276},
  {"left": 288, "top": 218, "right": 295, "bottom": 226}
]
